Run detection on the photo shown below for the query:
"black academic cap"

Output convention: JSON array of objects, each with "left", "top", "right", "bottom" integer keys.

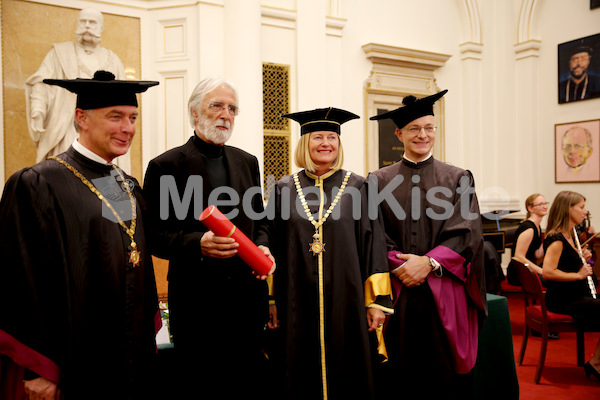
[
  {"left": 43, "top": 70, "right": 159, "bottom": 110},
  {"left": 282, "top": 107, "right": 359, "bottom": 135},
  {"left": 369, "top": 89, "right": 448, "bottom": 129}
]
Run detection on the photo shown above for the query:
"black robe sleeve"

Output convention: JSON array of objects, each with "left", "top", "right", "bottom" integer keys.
[{"left": 0, "top": 169, "right": 70, "bottom": 383}]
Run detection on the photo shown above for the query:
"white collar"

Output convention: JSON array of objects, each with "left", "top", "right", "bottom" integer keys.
[
  {"left": 72, "top": 139, "right": 110, "bottom": 165},
  {"left": 403, "top": 152, "right": 433, "bottom": 164}
]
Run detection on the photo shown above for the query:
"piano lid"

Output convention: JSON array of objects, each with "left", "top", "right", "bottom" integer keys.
[
  {"left": 481, "top": 209, "right": 520, "bottom": 232},
  {"left": 481, "top": 209, "right": 520, "bottom": 220}
]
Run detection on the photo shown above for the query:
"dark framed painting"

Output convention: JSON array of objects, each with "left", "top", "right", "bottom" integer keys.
[
  {"left": 558, "top": 33, "right": 600, "bottom": 104},
  {"left": 555, "top": 119, "right": 600, "bottom": 183}
]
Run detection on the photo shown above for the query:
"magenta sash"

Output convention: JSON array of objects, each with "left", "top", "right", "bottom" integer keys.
[
  {"left": 388, "top": 246, "right": 481, "bottom": 374},
  {"left": 0, "top": 329, "right": 60, "bottom": 383}
]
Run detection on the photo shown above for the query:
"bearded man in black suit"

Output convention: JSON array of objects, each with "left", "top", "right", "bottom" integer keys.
[{"left": 144, "top": 78, "right": 274, "bottom": 398}]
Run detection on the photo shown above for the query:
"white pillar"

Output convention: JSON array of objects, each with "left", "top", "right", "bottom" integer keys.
[
  {"left": 223, "top": 0, "right": 264, "bottom": 172},
  {"left": 514, "top": 41, "right": 541, "bottom": 193},
  {"left": 459, "top": 42, "right": 484, "bottom": 180},
  {"left": 296, "top": 0, "right": 327, "bottom": 110}
]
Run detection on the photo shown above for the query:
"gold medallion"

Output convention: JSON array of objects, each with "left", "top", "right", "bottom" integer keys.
[
  {"left": 309, "top": 238, "right": 325, "bottom": 256},
  {"left": 129, "top": 248, "right": 141, "bottom": 267}
]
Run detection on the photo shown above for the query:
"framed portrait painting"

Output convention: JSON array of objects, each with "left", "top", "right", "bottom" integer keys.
[
  {"left": 558, "top": 33, "right": 600, "bottom": 104},
  {"left": 555, "top": 119, "right": 600, "bottom": 183}
]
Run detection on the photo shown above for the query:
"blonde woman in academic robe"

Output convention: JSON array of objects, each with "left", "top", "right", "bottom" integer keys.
[{"left": 256, "top": 108, "right": 393, "bottom": 400}]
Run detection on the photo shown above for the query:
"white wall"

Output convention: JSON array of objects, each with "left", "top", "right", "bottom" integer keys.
[
  {"left": 343, "top": 0, "right": 464, "bottom": 175},
  {"left": 536, "top": 0, "right": 600, "bottom": 223},
  {"left": 1, "top": 0, "right": 599, "bottom": 227}
]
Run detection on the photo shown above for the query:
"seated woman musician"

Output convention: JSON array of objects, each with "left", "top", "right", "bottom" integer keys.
[{"left": 542, "top": 190, "right": 600, "bottom": 381}]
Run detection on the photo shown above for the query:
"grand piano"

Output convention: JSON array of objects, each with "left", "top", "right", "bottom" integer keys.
[{"left": 481, "top": 210, "right": 522, "bottom": 255}]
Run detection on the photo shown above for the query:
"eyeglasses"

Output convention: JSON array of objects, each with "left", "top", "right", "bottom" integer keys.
[
  {"left": 562, "top": 144, "right": 589, "bottom": 152},
  {"left": 404, "top": 126, "right": 437, "bottom": 135},
  {"left": 532, "top": 202, "right": 550, "bottom": 207},
  {"left": 208, "top": 101, "right": 239, "bottom": 116}
]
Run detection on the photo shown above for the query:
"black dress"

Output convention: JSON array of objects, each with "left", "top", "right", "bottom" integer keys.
[
  {"left": 543, "top": 233, "right": 600, "bottom": 330},
  {"left": 507, "top": 220, "right": 542, "bottom": 286}
]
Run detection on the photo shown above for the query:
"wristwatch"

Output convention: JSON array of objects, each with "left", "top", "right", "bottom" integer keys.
[{"left": 428, "top": 257, "right": 441, "bottom": 272}]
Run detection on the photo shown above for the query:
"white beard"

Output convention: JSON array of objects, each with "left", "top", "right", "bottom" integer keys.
[{"left": 199, "top": 118, "right": 233, "bottom": 145}]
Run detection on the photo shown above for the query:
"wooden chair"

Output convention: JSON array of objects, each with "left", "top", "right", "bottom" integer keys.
[{"left": 512, "top": 258, "right": 585, "bottom": 384}]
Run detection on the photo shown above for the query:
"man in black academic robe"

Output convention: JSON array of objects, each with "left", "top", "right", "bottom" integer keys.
[
  {"left": 0, "top": 71, "right": 160, "bottom": 400},
  {"left": 369, "top": 90, "right": 487, "bottom": 399},
  {"left": 143, "top": 78, "right": 271, "bottom": 399}
]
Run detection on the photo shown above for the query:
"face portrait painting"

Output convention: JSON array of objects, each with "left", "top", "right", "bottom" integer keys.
[
  {"left": 555, "top": 120, "right": 600, "bottom": 183},
  {"left": 558, "top": 34, "right": 600, "bottom": 103}
]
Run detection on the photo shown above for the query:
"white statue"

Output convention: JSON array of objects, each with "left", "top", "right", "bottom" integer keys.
[{"left": 25, "top": 8, "right": 130, "bottom": 170}]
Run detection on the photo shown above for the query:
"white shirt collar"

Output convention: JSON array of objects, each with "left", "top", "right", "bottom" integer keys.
[
  {"left": 403, "top": 152, "right": 433, "bottom": 164},
  {"left": 72, "top": 139, "right": 110, "bottom": 165}
]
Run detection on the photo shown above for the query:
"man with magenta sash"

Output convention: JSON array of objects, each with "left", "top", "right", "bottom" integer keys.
[{"left": 369, "top": 90, "right": 487, "bottom": 398}]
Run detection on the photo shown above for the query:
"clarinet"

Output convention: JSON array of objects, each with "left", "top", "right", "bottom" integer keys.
[{"left": 573, "top": 227, "right": 597, "bottom": 299}]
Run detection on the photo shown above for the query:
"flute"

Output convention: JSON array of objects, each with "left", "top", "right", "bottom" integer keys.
[{"left": 573, "top": 227, "right": 597, "bottom": 299}]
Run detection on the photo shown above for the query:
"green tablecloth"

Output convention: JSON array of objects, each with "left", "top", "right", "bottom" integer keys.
[{"left": 471, "top": 293, "right": 519, "bottom": 399}]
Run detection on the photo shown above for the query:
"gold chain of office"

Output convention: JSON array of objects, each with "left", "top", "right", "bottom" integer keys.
[
  {"left": 48, "top": 156, "right": 141, "bottom": 267},
  {"left": 293, "top": 171, "right": 351, "bottom": 256}
]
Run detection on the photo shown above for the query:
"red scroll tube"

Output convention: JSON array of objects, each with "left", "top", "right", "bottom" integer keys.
[{"left": 199, "top": 205, "right": 273, "bottom": 276}]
